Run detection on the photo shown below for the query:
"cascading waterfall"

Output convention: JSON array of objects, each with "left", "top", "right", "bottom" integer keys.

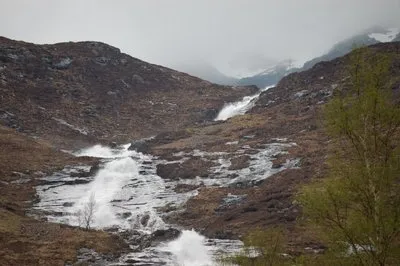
[
  {"left": 31, "top": 87, "right": 299, "bottom": 265},
  {"left": 33, "top": 144, "right": 225, "bottom": 265},
  {"left": 215, "top": 85, "right": 274, "bottom": 121}
]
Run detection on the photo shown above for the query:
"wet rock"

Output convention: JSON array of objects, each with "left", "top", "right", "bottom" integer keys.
[
  {"left": 69, "top": 164, "right": 100, "bottom": 178},
  {"left": 89, "top": 162, "right": 101, "bottom": 176},
  {"left": 155, "top": 202, "right": 178, "bottom": 213},
  {"left": 62, "top": 202, "right": 74, "bottom": 207},
  {"left": 228, "top": 155, "right": 250, "bottom": 170},
  {"left": 174, "top": 183, "right": 202, "bottom": 193},
  {"left": 121, "top": 228, "right": 181, "bottom": 251},
  {"left": 109, "top": 141, "right": 118, "bottom": 148},
  {"left": 140, "top": 214, "right": 150, "bottom": 226},
  {"left": 156, "top": 158, "right": 215, "bottom": 180},
  {"left": 128, "top": 140, "right": 149, "bottom": 153},
  {"left": 122, "top": 212, "right": 132, "bottom": 219},
  {"left": 151, "top": 228, "right": 181, "bottom": 244}
]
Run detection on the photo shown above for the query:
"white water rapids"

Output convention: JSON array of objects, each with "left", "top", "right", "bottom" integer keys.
[
  {"left": 33, "top": 144, "right": 243, "bottom": 265},
  {"left": 31, "top": 86, "right": 300, "bottom": 265},
  {"left": 215, "top": 85, "right": 274, "bottom": 121}
]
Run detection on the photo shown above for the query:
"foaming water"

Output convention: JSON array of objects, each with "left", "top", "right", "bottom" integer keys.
[
  {"left": 215, "top": 85, "right": 274, "bottom": 121},
  {"left": 164, "top": 230, "right": 213, "bottom": 266},
  {"left": 33, "top": 144, "right": 185, "bottom": 230},
  {"left": 34, "top": 144, "right": 234, "bottom": 265}
]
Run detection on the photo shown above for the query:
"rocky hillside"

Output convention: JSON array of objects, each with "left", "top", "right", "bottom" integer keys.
[
  {"left": 146, "top": 42, "right": 400, "bottom": 246},
  {"left": 0, "top": 37, "right": 255, "bottom": 148},
  {"left": 1, "top": 36, "right": 399, "bottom": 263}
]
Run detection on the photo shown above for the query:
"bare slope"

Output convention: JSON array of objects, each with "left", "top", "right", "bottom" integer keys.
[{"left": 0, "top": 37, "right": 255, "bottom": 148}]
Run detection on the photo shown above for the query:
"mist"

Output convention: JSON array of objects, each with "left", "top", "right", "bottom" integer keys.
[{"left": 1, "top": 0, "right": 399, "bottom": 76}]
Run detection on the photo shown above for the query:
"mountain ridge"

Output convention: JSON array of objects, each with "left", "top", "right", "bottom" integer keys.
[{"left": 0, "top": 36, "right": 256, "bottom": 148}]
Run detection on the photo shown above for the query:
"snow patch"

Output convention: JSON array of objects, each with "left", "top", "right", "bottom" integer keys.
[{"left": 369, "top": 28, "right": 399, "bottom": 43}]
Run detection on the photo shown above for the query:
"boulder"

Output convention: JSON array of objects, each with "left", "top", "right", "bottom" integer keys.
[
  {"left": 128, "top": 140, "right": 149, "bottom": 154},
  {"left": 156, "top": 157, "right": 215, "bottom": 180}
]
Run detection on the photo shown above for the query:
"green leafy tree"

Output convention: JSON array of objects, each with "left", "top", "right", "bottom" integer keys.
[{"left": 298, "top": 47, "right": 400, "bottom": 265}]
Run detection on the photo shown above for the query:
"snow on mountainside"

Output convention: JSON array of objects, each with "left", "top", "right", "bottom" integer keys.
[
  {"left": 369, "top": 28, "right": 400, "bottom": 43},
  {"left": 237, "top": 26, "right": 400, "bottom": 88}
]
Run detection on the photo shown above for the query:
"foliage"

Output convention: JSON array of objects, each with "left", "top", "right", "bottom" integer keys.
[
  {"left": 77, "top": 192, "right": 97, "bottom": 230},
  {"left": 298, "top": 47, "right": 400, "bottom": 265}
]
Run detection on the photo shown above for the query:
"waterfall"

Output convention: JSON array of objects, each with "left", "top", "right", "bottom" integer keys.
[{"left": 215, "top": 85, "right": 274, "bottom": 121}]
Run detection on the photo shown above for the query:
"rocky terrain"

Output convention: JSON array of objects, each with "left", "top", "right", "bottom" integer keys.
[
  {"left": 0, "top": 36, "right": 255, "bottom": 148},
  {"left": 0, "top": 35, "right": 399, "bottom": 264},
  {"left": 145, "top": 42, "right": 400, "bottom": 250}
]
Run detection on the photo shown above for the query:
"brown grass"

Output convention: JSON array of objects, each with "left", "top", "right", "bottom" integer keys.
[{"left": 0, "top": 126, "right": 128, "bottom": 265}]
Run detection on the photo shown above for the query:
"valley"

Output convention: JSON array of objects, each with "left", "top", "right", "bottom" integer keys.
[{"left": 0, "top": 35, "right": 399, "bottom": 265}]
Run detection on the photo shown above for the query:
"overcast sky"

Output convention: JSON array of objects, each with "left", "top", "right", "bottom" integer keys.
[{"left": 1, "top": 0, "right": 399, "bottom": 76}]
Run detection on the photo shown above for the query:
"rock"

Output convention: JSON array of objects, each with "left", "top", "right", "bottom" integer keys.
[
  {"left": 156, "top": 157, "right": 215, "bottom": 180},
  {"left": 109, "top": 141, "right": 118, "bottom": 148},
  {"left": 228, "top": 155, "right": 250, "bottom": 170},
  {"left": 271, "top": 162, "right": 283, "bottom": 169},
  {"left": 89, "top": 162, "right": 101, "bottom": 176},
  {"left": 151, "top": 228, "right": 181, "bottom": 244},
  {"left": 140, "top": 214, "right": 150, "bottom": 226},
  {"left": 155, "top": 202, "right": 178, "bottom": 213},
  {"left": 62, "top": 202, "right": 74, "bottom": 207},
  {"left": 120, "top": 228, "right": 181, "bottom": 251},
  {"left": 128, "top": 140, "right": 149, "bottom": 153},
  {"left": 174, "top": 183, "right": 201, "bottom": 193},
  {"left": 121, "top": 212, "right": 132, "bottom": 219}
]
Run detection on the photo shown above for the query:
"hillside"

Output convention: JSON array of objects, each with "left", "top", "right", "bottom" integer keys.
[
  {"left": 0, "top": 38, "right": 399, "bottom": 264},
  {"left": 147, "top": 42, "right": 400, "bottom": 245},
  {"left": 0, "top": 37, "right": 255, "bottom": 148}
]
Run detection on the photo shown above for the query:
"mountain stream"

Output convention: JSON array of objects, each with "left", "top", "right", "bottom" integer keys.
[{"left": 32, "top": 86, "right": 298, "bottom": 265}]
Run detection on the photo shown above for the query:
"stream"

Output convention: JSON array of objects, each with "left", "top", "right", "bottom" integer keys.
[{"left": 32, "top": 86, "right": 299, "bottom": 265}]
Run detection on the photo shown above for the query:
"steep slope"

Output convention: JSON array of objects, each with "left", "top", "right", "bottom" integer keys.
[{"left": 0, "top": 37, "right": 255, "bottom": 148}]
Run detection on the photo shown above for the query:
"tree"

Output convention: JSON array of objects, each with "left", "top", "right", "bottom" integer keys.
[
  {"left": 298, "top": 48, "right": 400, "bottom": 265},
  {"left": 77, "top": 192, "right": 97, "bottom": 230}
]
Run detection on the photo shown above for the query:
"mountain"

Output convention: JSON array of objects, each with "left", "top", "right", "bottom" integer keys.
[
  {"left": 173, "top": 62, "right": 238, "bottom": 85},
  {"left": 1, "top": 36, "right": 400, "bottom": 264},
  {"left": 300, "top": 27, "right": 398, "bottom": 70},
  {"left": 0, "top": 37, "right": 256, "bottom": 148},
  {"left": 236, "top": 59, "right": 300, "bottom": 88},
  {"left": 237, "top": 26, "right": 400, "bottom": 88}
]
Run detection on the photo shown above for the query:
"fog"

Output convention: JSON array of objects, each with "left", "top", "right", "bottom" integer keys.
[{"left": 1, "top": 0, "right": 399, "bottom": 76}]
